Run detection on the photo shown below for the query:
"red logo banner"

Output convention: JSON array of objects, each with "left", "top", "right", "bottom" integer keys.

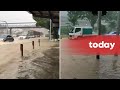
[{"left": 62, "top": 35, "right": 120, "bottom": 55}]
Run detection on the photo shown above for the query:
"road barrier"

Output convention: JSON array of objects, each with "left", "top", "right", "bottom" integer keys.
[{"left": 20, "top": 39, "right": 41, "bottom": 57}]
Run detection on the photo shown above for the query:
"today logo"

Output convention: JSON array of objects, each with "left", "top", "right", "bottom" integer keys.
[
  {"left": 89, "top": 41, "right": 115, "bottom": 50},
  {"left": 63, "top": 35, "right": 120, "bottom": 55}
]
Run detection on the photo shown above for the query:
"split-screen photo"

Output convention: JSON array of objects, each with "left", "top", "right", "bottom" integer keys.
[{"left": 0, "top": 11, "right": 120, "bottom": 79}]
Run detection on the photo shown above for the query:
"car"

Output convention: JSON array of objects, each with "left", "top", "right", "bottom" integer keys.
[
  {"left": 105, "top": 31, "right": 120, "bottom": 35},
  {"left": 0, "top": 34, "right": 14, "bottom": 42},
  {"left": 18, "top": 35, "right": 30, "bottom": 40}
]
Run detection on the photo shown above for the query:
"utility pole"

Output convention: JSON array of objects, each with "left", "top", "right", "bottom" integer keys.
[
  {"left": 98, "top": 11, "right": 102, "bottom": 35},
  {"left": 49, "top": 19, "right": 52, "bottom": 41},
  {"left": 96, "top": 11, "right": 102, "bottom": 59},
  {"left": 116, "top": 11, "right": 120, "bottom": 35},
  {"left": 115, "top": 11, "right": 120, "bottom": 56}
]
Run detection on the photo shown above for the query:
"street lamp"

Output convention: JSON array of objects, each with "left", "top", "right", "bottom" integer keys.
[{"left": 0, "top": 20, "right": 8, "bottom": 34}]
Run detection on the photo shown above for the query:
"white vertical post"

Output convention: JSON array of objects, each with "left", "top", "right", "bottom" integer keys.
[
  {"left": 116, "top": 11, "right": 120, "bottom": 35},
  {"left": 49, "top": 19, "right": 52, "bottom": 41}
]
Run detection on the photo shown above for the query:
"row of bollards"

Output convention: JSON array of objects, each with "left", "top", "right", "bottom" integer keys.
[{"left": 20, "top": 39, "right": 40, "bottom": 57}]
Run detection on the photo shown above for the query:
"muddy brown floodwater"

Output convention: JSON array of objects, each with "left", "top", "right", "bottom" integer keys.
[
  {"left": 61, "top": 38, "right": 120, "bottom": 79},
  {"left": 17, "top": 47, "right": 59, "bottom": 79},
  {"left": 0, "top": 37, "right": 59, "bottom": 79}
]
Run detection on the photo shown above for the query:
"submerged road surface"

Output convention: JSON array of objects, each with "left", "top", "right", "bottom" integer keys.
[
  {"left": 0, "top": 37, "right": 59, "bottom": 79},
  {"left": 60, "top": 38, "right": 120, "bottom": 79}
]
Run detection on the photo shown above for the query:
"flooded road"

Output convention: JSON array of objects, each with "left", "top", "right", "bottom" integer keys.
[
  {"left": 99, "top": 56, "right": 120, "bottom": 79},
  {"left": 61, "top": 38, "right": 120, "bottom": 79},
  {"left": 0, "top": 37, "right": 59, "bottom": 79}
]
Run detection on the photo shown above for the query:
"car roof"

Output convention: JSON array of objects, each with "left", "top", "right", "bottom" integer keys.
[{"left": 75, "top": 27, "right": 92, "bottom": 28}]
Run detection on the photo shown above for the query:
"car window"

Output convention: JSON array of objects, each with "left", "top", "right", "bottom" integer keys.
[
  {"left": 7, "top": 35, "right": 12, "bottom": 37},
  {"left": 113, "top": 32, "right": 117, "bottom": 34},
  {"left": 75, "top": 28, "right": 81, "bottom": 33}
]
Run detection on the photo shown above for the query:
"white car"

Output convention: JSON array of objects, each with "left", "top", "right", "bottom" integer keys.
[
  {"left": 105, "top": 31, "right": 120, "bottom": 35},
  {"left": 18, "top": 35, "right": 29, "bottom": 40}
]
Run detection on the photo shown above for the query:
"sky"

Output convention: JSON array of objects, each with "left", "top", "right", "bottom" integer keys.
[{"left": 0, "top": 11, "right": 36, "bottom": 23}]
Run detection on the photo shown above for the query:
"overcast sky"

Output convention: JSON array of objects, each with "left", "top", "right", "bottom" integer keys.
[{"left": 0, "top": 11, "right": 36, "bottom": 23}]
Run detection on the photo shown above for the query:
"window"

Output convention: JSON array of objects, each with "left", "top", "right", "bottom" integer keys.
[
  {"left": 113, "top": 32, "right": 117, "bottom": 34},
  {"left": 75, "top": 28, "right": 81, "bottom": 33},
  {"left": 7, "top": 35, "right": 12, "bottom": 38}
]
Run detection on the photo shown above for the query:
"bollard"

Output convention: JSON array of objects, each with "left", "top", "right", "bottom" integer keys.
[
  {"left": 96, "top": 55, "right": 100, "bottom": 59},
  {"left": 32, "top": 41, "right": 34, "bottom": 49},
  {"left": 38, "top": 39, "right": 40, "bottom": 46},
  {"left": 20, "top": 44, "right": 23, "bottom": 57}
]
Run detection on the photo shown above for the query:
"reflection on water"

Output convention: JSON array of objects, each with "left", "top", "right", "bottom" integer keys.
[{"left": 98, "top": 55, "right": 120, "bottom": 79}]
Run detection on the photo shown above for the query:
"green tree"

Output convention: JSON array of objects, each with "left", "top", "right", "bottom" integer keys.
[
  {"left": 102, "top": 11, "right": 118, "bottom": 22},
  {"left": 67, "top": 11, "right": 80, "bottom": 26},
  {"left": 101, "top": 24, "right": 107, "bottom": 34},
  {"left": 102, "top": 11, "right": 118, "bottom": 32},
  {"left": 33, "top": 17, "right": 50, "bottom": 29},
  {"left": 67, "top": 11, "right": 98, "bottom": 29},
  {"left": 78, "top": 11, "right": 98, "bottom": 29}
]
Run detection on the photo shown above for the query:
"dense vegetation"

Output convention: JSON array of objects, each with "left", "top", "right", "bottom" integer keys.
[
  {"left": 61, "top": 11, "right": 118, "bottom": 35},
  {"left": 33, "top": 17, "right": 50, "bottom": 29}
]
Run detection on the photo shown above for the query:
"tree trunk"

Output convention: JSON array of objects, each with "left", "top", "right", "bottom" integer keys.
[{"left": 91, "top": 22, "right": 94, "bottom": 29}]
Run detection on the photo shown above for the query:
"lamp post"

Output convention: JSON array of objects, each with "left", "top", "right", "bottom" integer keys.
[{"left": 0, "top": 20, "right": 8, "bottom": 34}]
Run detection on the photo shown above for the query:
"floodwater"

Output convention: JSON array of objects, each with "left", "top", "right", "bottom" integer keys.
[
  {"left": 99, "top": 56, "right": 120, "bottom": 79},
  {"left": 0, "top": 37, "right": 59, "bottom": 79},
  {"left": 61, "top": 38, "right": 120, "bottom": 79}
]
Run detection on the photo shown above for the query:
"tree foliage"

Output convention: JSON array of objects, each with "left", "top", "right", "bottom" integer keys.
[
  {"left": 67, "top": 11, "right": 98, "bottom": 28},
  {"left": 102, "top": 11, "right": 118, "bottom": 22},
  {"left": 33, "top": 17, "right": 50, "bottom": 29},
  {"left": 78, "top": 11, "right": 98, "bottom": 28},
  {"left": 67, "top": 11, "right": 118, "bottom": 33},
  {"left": 67, "top": 11, "right": 80, "bottom": 26},
  {"left": 101, "top": 24, "right": 107, "bottom": 34}
]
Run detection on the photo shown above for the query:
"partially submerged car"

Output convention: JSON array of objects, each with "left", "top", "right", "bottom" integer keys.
[{"left": 0, "top": 34, "right": 14, "bottom": 42}]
